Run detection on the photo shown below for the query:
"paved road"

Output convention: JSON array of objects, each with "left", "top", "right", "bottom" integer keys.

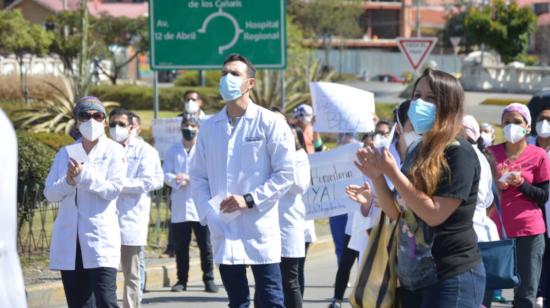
[
  {"left": 141, "top": 244, "right": 514, "bottom": 308},
  {"left": 141, "top": 243, "right": 347, "bottom": 307}
]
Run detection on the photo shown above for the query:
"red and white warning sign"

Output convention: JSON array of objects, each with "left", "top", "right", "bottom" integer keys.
[{"left": 396, "top": 37, "right": 438, "bottom": 72}]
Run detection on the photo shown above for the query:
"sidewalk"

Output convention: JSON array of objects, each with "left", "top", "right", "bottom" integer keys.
[{"left": 25, "top": 235, "right": 334, "bottom": 308}]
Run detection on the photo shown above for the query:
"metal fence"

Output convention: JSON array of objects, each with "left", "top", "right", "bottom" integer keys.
[{"left": 17, "top": 185, "right": 173, "bottom": 260}]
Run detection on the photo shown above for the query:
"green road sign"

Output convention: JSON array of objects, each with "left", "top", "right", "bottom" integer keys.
[{"left": 149, "top": 0, "right": 286, "bottom": 70}]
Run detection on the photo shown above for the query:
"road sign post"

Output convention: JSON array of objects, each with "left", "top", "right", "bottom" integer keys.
[
  {"left": 396, "top": 37, "right": 438, "bottom": 73},
  {"left": 149, "top": 0, "right": 286, "bottom": 69}
]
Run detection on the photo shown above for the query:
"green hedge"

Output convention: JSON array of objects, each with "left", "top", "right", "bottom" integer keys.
[
  {"left": 30, "top": 132, "right": 74, "bottom": 152},
  {"left": 173, "top": 71, "right": 222, "bottom": 87},
  {"left": 90, "top": 85, "right": 222, "bottom": 113}
]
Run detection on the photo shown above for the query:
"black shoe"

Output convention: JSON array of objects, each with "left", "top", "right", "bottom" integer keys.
[
  {"left": 171, "top": 281, "right": 186, "bottom": 292},
  {"left": 328, "top": 299, "right": 342, "bottom": 308},
  {"left": 204, "top": 280, "right": 219, "bottom": 293}
]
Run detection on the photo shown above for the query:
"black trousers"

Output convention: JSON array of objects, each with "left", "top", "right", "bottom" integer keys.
[
  {"left": 60, "top": 241, "right": 118, "bottom": 308},
  {"left": 173, "top": 221, "right": 215, "bottom": 284},
  {"left": 281, "top": 257, "right": 303, "bottom": 308},
  {"left": 333, "top": 234, "right": 358, "bottom": 300}
]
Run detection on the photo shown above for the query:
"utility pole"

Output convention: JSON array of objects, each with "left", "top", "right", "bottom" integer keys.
[
  {"left": 415, "top": 0, "right": 421, "bottom": 37},
  {"left": 78, "top": 0, "right": 89, "bottom": 97}
]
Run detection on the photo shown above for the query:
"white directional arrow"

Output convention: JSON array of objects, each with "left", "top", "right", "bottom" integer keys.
[{"left": 198, "top": 8, "right": 243, "bottom": 54}]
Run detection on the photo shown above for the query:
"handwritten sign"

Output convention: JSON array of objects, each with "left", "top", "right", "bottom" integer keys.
[
  {"left": 310, "top": 82, "right": 375, "bottom": 133},
  {"left": 151, "top": 118, "right": 182, "bottom": 160},
  {"left": 304, "top": 143, "right": 364, "bottom": 219}
]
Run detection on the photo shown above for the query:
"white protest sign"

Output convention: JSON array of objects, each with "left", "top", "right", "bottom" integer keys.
[
  {"left": 396, "top": 37, "right": 438, "bottom": 72},
  {"left": 151, "top": 117, "right": 182, "bottom": 160},
  {"left": 310, "top": 82, "right": 375, "bottom": 133},
  {"left": 304, "top": 143, "right": 365, "bottom": 219}
]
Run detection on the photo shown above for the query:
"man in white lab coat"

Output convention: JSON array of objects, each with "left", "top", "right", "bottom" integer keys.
[
  {"left": 190, "top": 54, "right": 295, "bottom": 307},
  {"left": 164, "top": 114, "right": 218, "bottom": 293},
  {"left": 109, "top": 108, "right": 164, "bottom": 308},
  {"left": 0, "top": 109, "right": 27, "bottom": 308},
  {"left": 45, "top": 96, "right": 127, "bottom": 308}
]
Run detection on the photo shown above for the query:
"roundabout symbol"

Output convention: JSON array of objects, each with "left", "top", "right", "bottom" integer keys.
[{"left": 198, "top": 8, "right": 243, "bottom": 55}]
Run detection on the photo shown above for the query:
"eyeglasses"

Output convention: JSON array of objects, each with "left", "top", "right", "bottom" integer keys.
[
  {"left": 109, "top": 121, "right": 128, "bottom": 128},
  {"left": 78, "top": 111, "right": 105, "bottom": 122}
]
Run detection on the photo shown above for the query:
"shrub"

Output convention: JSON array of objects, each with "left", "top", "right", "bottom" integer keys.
[
  {"left": 30, "top": 132, "right": 73, "bottom": 152},
  {"left": 16, "top": 131, "right": 56, "bottom": 229},
  {"left": 0, "top": 74, "right": 64, "bottom": 102},
  {"left": 173, "top": 70, "right": 222, "bottom": 87},
  {"left": 90, "top": 85, "right": 222, "bottom": 113}
]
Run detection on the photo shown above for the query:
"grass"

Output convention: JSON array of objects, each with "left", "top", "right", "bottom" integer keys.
[
  {"left": 130, "top": 110, "right": 181, "bottom": 130},
  {"left": 481, "top": 98, "right": 529, "bottom": 106}
]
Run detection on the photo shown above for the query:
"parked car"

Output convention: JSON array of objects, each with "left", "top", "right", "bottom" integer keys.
[{"left": 371, "top": 74, "right": 404, "bottom": 83}]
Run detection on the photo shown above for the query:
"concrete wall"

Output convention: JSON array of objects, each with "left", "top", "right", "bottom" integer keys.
[{"left": 315, "top": 49, "right": 461, "bottom": 77}]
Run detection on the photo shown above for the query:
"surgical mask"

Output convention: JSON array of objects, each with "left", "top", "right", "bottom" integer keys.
[
  {"left": 536, "top": 120, "right": 550, "bottom": 138},
  {"left": 480, "top": 132, "right": 493, "bottom": 147},
  {"left": 185, "top": 100, "right": 200, "bottom": 114},
  {"left": 79, "top": 119, "right": 104, "bottom": 142},
  {"left": 182, "top": 127, "right": 197, "bottom": 141},
  {"left": 219, "top": 74, "right": 244, "bottom": 102},
  {"left": 403, "top": 130, "right": 423, "bottom": 148},
  {"left": 373, "top": 134, "right": 390, "bottom": 149},
  {"left": 109, "top": 125, "right": 129, "bottom": 143},
  {"left": 408, "top": 98, "right": 437, "bottom": 134},
  {"left": 503, "top": 124, "right": 527, "bottom": 144}
]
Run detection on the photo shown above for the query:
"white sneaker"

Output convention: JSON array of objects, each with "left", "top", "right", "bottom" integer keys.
[{"left": 536, "top": 296, "right": 543, "bottom": 308}]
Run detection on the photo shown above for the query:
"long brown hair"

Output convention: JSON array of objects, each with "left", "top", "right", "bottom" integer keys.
[{"left": 409, "top": 69, "right": 464, "bottom": 196}]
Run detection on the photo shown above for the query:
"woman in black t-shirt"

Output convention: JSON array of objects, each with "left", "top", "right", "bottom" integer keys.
[{"left": 355, "top": 68, "right": 484, "bottom": 307}]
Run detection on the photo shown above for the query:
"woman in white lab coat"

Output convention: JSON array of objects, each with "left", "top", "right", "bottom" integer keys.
[
  {"left": 277, "top": 124, "right": 311, "bottom": 308},
  {"left": 44, "top": 97, "right": 127, "bottom": 308}
]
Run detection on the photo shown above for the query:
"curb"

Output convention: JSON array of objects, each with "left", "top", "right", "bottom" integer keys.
[{"left": 26, "top": 235, "right": 334, "bottom": 308}]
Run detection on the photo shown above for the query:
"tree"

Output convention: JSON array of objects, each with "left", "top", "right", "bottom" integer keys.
[
  {"left": 0, "top": 10, "right": 53, "bottom": 103},
  {"left": 46, "top": 11, "right": 101, "bottom": 76},
  {"left": 464, "top": 0, "right": 537, "bottom": 63},
  {"left": 534, "top": 24, "right": 550, "bottom": 65},
  {"left": 289, "top": 0, "right": 363, "bottom": 69},
  {"left": 94, "top": 15, "right": 149, "bottom": 85}
]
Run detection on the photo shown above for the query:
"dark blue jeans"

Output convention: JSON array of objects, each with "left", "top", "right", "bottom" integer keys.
[
  {"left": 329, "top": 214, "right": 348, "bottom": 265},
  {"left": 427, "top": 261, "right": 486, "bottom": 308},
  {"left": 60, "top": 241, "right": 118, "bottom": 308},
  {"left": 397, "top": 283, "right": 438, "bottom": 308},
  {"left": 219, "top": 263, "right": 284, "bottom": 308}
]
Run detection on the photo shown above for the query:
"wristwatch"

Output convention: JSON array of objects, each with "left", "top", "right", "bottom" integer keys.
[{"left": 243, "top": 193, "right": 255, "bottom": 209}]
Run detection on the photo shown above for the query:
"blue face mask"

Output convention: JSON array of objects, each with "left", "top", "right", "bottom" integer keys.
[
  {"left": 219, "top": 74, "right": 244, "bottom": 102},
  {"left": 408, "top": 98, "right": 437, "bottom": 134}
]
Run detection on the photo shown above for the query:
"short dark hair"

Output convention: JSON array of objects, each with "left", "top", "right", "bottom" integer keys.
[
  {"left": 183, "top": 90, "right": 202, "bottom": 100},
  {"left": 376, "top": 120, "right": 391, "bottom": 129},
  {"left": 129, "top": 112, "right": 141, "bottom": 125},
  {"left": 181, "top": 113, "right": 200, "bottom": 127},
  {"left": 394, "top": 100, "right": 411, "bottom": 126},
  {"left": 223, "top": 54, "right": 256, "bottom": 78},
  {"left": 109, "top": 108, "right": 133, "bottom": 123}
]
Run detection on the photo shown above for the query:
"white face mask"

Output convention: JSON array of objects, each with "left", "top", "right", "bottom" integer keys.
[
  {"left": 79, "top": 119, "right": 104, "bottom": 142},
  {"left": 185, "top": 100, "right": 200, "bottom": 114},
  {"left": 480, "top": 132, "right": 493, "bottom": 147},
  {"left": 536, "top": 120, "right": 550, "bottom": 138},
  {"left": 109, "top": 125, "right": 130, "bottom": 143},
  {"left": 403, "top": 130, "right": 422, "bottom": 148},
  {"left": 503, "top": 124, "right": 527, "bottom": 144}
]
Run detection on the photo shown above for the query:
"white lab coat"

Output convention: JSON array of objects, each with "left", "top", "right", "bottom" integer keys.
[
  {"left": 118, "top": 137, "right": 163, "bottom": 246},
  {"left": 279, "top": 149, "right": 311, "bottom": 258},
  {"left": 45, "top": 136, "right": 127, "bottom": 270},
  {"left": 472, "top": 145, "right": 499, "bottom": 242},
  {"left": 190, "top": 102, "right": 295, "bottom": 265},
  {"left": 0, "top": 110, "right": 27, "bottom": 308},
  {"left": 163, "top": 142, "right": 199, "bottom": 223},
  {"left": 304, "top": 220, "right": 317, "bottom": 243}
]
